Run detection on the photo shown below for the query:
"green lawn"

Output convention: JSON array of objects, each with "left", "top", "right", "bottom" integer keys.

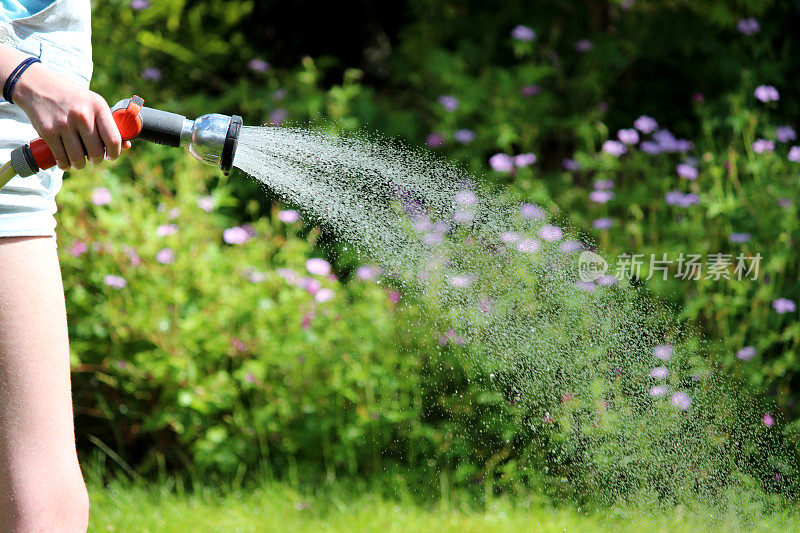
[{"left": 87, "top": 478, "right": 797, "bottom": 533}]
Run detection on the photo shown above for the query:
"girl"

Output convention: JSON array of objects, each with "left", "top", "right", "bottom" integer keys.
[{"left": 1, "top": 2, "right": 127, "bottom": 530}]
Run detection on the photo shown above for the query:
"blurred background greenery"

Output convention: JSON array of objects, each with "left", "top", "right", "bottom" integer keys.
[{"left": 65, "top": 0, "right": 799, "bottom": 503}]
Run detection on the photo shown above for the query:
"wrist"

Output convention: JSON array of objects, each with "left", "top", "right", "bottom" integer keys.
[{"left": 8, "top": 61, "right": 45, "bottom": 108}]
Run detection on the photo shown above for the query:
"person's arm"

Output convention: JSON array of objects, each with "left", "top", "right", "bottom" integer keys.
[{"left": 0, "top": 44, "right": 129, "bottom": 171}]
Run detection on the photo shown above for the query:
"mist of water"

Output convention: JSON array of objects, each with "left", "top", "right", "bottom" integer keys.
[{"left": 233, "top": 125, "right": 795, "bottom": 512}]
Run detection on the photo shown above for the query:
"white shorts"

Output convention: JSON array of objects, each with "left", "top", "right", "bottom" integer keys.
[{"left": 0, "top": 0, "right": 92, "bottom": 238}]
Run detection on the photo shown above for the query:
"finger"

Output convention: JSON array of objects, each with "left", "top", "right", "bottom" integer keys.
[
  {"left": 61, "top": 130, "right": 87, "bottom": 170},
  {"left": 95, "top": 105, "right": 122, "bottom": 160},
  {"left": 41, "top": 133, "right": 70, "bottom": 171},
  {"left": 122, "top": 140, "right": 132, "bottom": 150},
  {"left": 76, "top": 118, "right": 105, "bottom": 165}
]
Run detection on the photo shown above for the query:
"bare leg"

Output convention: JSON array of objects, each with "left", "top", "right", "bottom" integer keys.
[{"left": 0, "top": 237, "right": 88, "bottom": 533}]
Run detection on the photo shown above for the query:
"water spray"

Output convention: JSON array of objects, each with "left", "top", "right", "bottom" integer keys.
[{"left": 0, "top": 95, "right": 242, "bottom": 190}]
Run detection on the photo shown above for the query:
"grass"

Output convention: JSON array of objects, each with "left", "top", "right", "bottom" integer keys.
[{"left": 87, "top": 471, "right": 798, "bottom": 532}]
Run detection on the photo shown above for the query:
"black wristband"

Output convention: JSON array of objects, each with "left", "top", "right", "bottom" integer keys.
[{"left": 3, "top": 56, "right": 42, "bottom": 105}]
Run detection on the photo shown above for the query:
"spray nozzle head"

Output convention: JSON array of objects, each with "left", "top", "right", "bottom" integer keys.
[{"left": 111, "top": 98, "right": 242, "bottom": 174}]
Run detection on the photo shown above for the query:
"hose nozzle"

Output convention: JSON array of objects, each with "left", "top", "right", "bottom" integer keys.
[{"left": 111, "top": 98, "right": 242, "bottom": 174}]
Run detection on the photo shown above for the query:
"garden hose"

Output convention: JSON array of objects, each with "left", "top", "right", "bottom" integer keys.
[{"left": 0, "top": 95, "right": 243, "bottom": 192}]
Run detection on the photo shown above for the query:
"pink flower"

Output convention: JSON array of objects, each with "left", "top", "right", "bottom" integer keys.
[
  {"left": 514, "top": 153, "right": 537, "bottom": 167},
  {"left": 560, "top": 240, "right": 582, "bottom": 253},
  {"left": 130, "top": 0, "right": 150, "bottom": 9},
  {"left": 299, "top": 277, "right": 321, "bottom": 295},
  {"left": 788, "top": 146, "right": 800, "bottom": 163},
  {"left": 654, "top": 344, "right": 673, "bottom": 361},
  {"left": 538, "top": 225, "right": 563, "bottom": 241},
  {"left": 277, "top": 268, "right": 299, "bottom": 284},
  {"left": 649, "top": 366, "right": 669, "bottom": 379},
  {"left": 617, "top": 129, "right": 639, "bottom": 145},
  {"left": 772, "top": 298, "right": 796, "bottom": 314},
  {"left": 104, "top": 275, "right": 127, "bottom": 290},
  {"left": 754, "top": 85, "right": 779, "bottom": 103},
  {"left": 489, "top": 153, "right": 515, "bottom": 173},
  {"left": 223, "top": 226, "right": 250, "bottom": 244},
  {"left": 455, "top": 191, "right": 478, "bottom": 206},
  {"left": 634, "top": 115, "right": 658, "bottom": 134},
  {"left": 426, "top": 133, "right": 445, "bottom": 148},
  {"left": 248, "top": 58, "right": 270, "bottom": 72},
  {"left": 448, "top": 275, "right": 475, "bottom": 288},
  {"left": 197, "top": 196, "right": 214, "bottom": 212},
  {"left": 520, "top": 85, "right": 541, "bottom": 97},
  {"left": 278, "top": 209, "right": 301, "bottom": 223},
  {"left": 315, "top": 288, "right": 335, "bottom": 303},
  {"left": 306, "top": 258, "right": 331, "bottom": 276},
  {"left": 670, "top": 391, "right": 692, "bottom": 411},
  {"left": 499, "top": 232, "right": 519, "bottom": 243},
  {"left": 737, "top": 346, "right": 756, "bottom": 361},
  {"left": 167, "top": 207, "right": 181, "bottom": 220},
  {"left": 677, "top": 163, "right": 698, "bottom": 180},
  {"left": 388, "top": 290, "right": 401, "bottom": 304},
  {"left": 302, "top": 312, "right": 314, "bottom": 330},
  {"left": 232, "top": 337, "right": 248, "bottom": 352},
  {"left": 156, "top": 224, "right": 178, "bottom": 237},
  {"left": 156, "top": 247, "right": 175, "bottom": 264},
  {"left": 92, "top": 187, "right": 111, "bottom": 206},
  {"left": 356, "top": 265, "right": 381, "bottom": 281},
  {"left": 649, "top": 385, "right": 668, "bottom": 397},
  {"left": 70, "top": 240, "right": 88, "bottom": 257},
  {"left": 520, "top": 203, "right": 545, "bottom": 220},
  {"left": 602, "top": 140, "right": 627, "bottom": 157},
  {"left": 752, "top": 139, "right": 775, "bottom": 154},
  {"left": 516, "top": 238, "right": 540, "bottom": 253},
  {"left": 763, "top": 413, "right": 775, "bottom": 427}
]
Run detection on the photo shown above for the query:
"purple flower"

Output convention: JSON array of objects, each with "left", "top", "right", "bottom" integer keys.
[
  {"left": 640, "top": 141, "right": 660, "bottom": 155},
  {"left": 92, "top": 187, "right": 111, "bottom": 206},
  {"left": 70, "top": 240, "right": 88, "bottom": 257},
  {"left": 278, "top": 209, "right": 301, "bottom": 223},
  {"left": 156, "top": 224, "right": 178, "bottom": 237},
  {"left": 602, "top": 140, "right": 627, "bottom": 157},
  {"left": 737, "top": 18, "right": 760, "bottom": 35},
  {"left": 223, "top": 226, "right": 250, "bottom": 245},
  {"left": 104, "top": 275, "right": 127, "bottom": 290},
  {"left": 315, "top": 288, "right": 335, "bottom": 303},
  {"left": 634, "top": 115, "right": 658, "bottom": 134},
  {"left": 678, "top": 193, "right": 699, "bottom": 207},
  {"left": 538, "top": 225, "right": 563, "bottom": 242},
  {"left": 270, "top": 109, "right": 288, "bottom": 125},
  {"left": 737, "top": 346, "right": 756, "bottom": 361},
  {"left": 500, "top": 232, "right": 519, "bottom": 243},
  {"left": 156, "top": 247, "right": 175, "bottom": 265},
  {"left": 124, "top": 246, "right": 141, "bottom": 267},
  {"left": 356, "top": 265, "right": 381, "bottom": 281},
  {"left": 277, "top": 268, "right": 299, "bottom": 284},
  {"left": 775, "top": 126, "right": 797, "bottom": 143},
  {"left": 594, "top": 179, "right": 613, "bottom": 190},
  {"left": 516, "top": 238, "right": 540, "bottom": 253},
  {"left": 772, "top": 298, "right": 796, "bottom": 314},
  {"left": 665, "top": 191, "right": 684, "bottom": 206},
  {"left": 306, "top": 258, "right": 331, "bottom": 276},
  {"left": 677, "top": 163, "right": 698, "bottom": 180},
  {"left": 788, "top": 146, "right": 800, "bottom": 163},
  {"left": 272, "top": 88, "right": 287, "bottom": 101},
  {"left": 589, "top": 190, "right": 614, "bottom": 203},
  {"left": 649, "top": 385, "right": 668, "bottom": 397},
  {"left": 593, "top": 217, "right": 613, "bottom": 230},
  {"left": 248, "top": 58, "right": 270, "bottom": 72},
  {"left": 654, "top": 344, "right": 673, "bottom": 361},
  {"left": 489, "top": 153, "right": 515, "bottom": 173},
  {"left": 617, "top": 129, "right": 639, "bottom": 145},
  {"left": 130, "top": 0, "right": 150, "bottom": 9},
  {"left": 197, "top": 196, "right": 214, "bottom": 212},
  {"left": 752, "top": 139, "right": 775, "bottom": 154},
  {"left": 520, "top": 84, "right": 541, "bottom": 97},
  {"left": 388, "top": 290, "right": 401, "bottom": 304},
  {"left": 167, "top": 207, "right": 181, "bottom": 220},
  {"left": 454, "top": 129, "right": 475, "bottom": 144},
  {"left": 248, "top": 270, "right": 266, "bottom": 283},
  {"left": 520, "top": 203, "right": 545, "bottom": 220},
  {"left": 763, "top": 413, "right": 775, "bottom": 427},
  {"left": 729, "top": 232, "right": 751, "bottom": 243},
  {"left": 455, "top": 191, "right": 478, "bottom": 206},
  {"left": 574, "top": 39, "right": 593, "bottom": 52},
  {"left": 563, "top": 158, "right": 581, "bottom": 171},
  {"left": 453, "top": 210, "right": 474, "bottom": 224},
  {"left": 300, "top": 277, "right": 321, "bottom": 295},
  {"left": 560, "top": 240, "right": 582, "bottom": 253},
  {"left": 141, "top": 68, "right": 162, "bottom": 82},
  {"left": 511, "top": 25, "right": 536, "bottom": 41},
  {"left": 596, "top": 275, "right": 617, "bottom": 286},
  {"left": 649, "top": 366, "right": 669, "bottom": 379},
  {"left": 777, "top": 197, "right": 792, "bottom": 208},
  {"left": 670, "top": 391, "right": 692, "bottom": 411},
  {"left": 426, "top": 133, "right": 446, "bottom": 148},
  {"left": 754, "top": 85, "right": 779, "bottom": 103},
  {"left": 437, "top": 95, "right": 459, "bottom": 112},
  {"left": 576, "top": 280, "right": 596, "bottom": 292},
  {"left": 514, "top": 153, "right": 537, "bottom": 167}
]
